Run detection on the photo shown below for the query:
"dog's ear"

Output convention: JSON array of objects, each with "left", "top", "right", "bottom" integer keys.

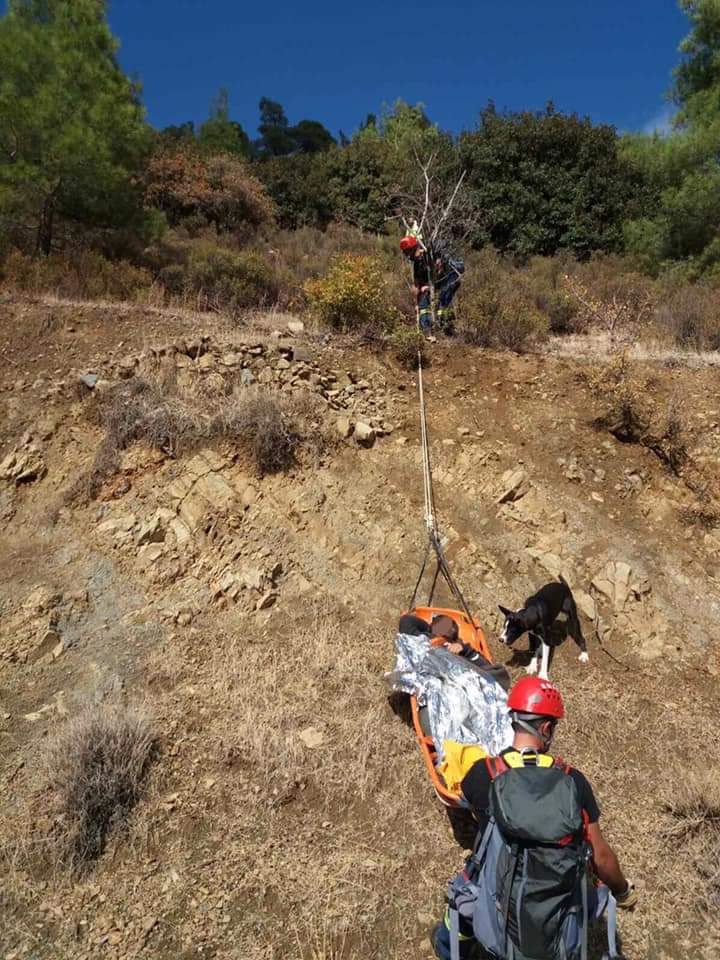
[{"left": 498, "top": 605, "right": 514, "bottom": 618}]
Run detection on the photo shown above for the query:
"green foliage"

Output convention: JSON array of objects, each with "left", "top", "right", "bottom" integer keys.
[
  {"left": 622, "top": 2, "right": 720, "bottom": 276},
  {"left": 674, "top": 0, "right": 720, "bottom": 127},
  {"left": 179, "top": 242, "right": 279, "bottom": 313},
  {"left": 458, "top": 102, "right": 650, "bottom": 259},
  {"left": 304, "top": 254, "right": 401, "bottom": 332},
  {"left": 0, "top": 0, "right": 152, "bottom": 254},
  {"left": 257, "top": 97, "right": 295, "bottom": 157},
  {"left": 389, "top": 323, "right": 426, "bottom": 369},
  {"left": 290, "top": 119, "right": 336, "bottom": 154},
  {"left": 257, "top": 153, "right": 335, "bottom": 229},
  {"left": 256, "top": 100, "right": 454, "bottom": 234},
  {"left": 198, "top": 88, "right": 251, "bottom": 158}
]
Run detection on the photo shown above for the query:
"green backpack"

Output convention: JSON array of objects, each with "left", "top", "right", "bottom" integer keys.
[{"left": 447, "top": 752, "right": 621, "bottom": 960}]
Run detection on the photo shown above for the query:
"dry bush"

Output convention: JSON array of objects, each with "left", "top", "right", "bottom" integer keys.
[
  {"left": 661, "top": 771, "right": 720, "bottom": 917},
  {"left": 222, "top": 387, "right": 299, "bottom": 475},
  {"left": 458, "top": 254, "right": 549, "bottom": 352},
  {"left": 160, "top": 241, "right": 280, "bottom": 315},
  {"left": 564, "top": 263, "right": 655, "bottom": 343},
  {"left": 70, "top": 379, "right": 205, "bottom": 500},
  {"left": 590, "top": 358, "right": 692, "bottom": 475},
  {"left": 589, "top": 354, "right": 653, "bottom": 444},
  {"left": 45, "top": 703, "right": 156, "bottom": 871},
  {"left": 654, "top": 284, "right": 720, "bottom": 352},
  {"left": 525, "top": 256, "right": 581, "bottom": 334},
  {"left": 70, "top": 378, "right": 302, "bottom": 500},
  {"left": 1, "top": 248, "right": 153, "bottom": 301}
]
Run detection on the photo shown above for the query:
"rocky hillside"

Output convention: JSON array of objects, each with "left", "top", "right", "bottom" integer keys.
[{"left": 1, "top": 294, "right": 719, "bottom": 960}]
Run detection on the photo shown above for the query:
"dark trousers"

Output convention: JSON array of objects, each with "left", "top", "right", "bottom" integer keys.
[{"left": 419, "top": 271, "right": 462, "bottom": 334}]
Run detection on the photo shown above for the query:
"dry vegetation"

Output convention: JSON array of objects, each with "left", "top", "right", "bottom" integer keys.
[
  {"left": 585, "top": 353, "right": 720, "bottom": 530},
  {"left": 4, "top": 223, "right": 720, "bottom": 358},
  {"left": 44, "top": 703, "right": 157, "bottom": 872},
  {"left": 67, "top": 376, "right": 310, "bottom": 502},
  {"left": 4, "top": 608, "right": 718, "bottom": 959},
  {"left": 661, "top": 772, "right": 720, "bottom": 919}
]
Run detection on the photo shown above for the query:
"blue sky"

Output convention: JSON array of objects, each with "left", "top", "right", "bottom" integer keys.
[{"left": 25, "top": 1, "right": 696, "bottom": 137}]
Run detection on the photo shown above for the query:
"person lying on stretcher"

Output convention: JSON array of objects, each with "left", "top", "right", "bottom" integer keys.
[
  {"left": 398, "top": 612, "right": 511, "bottom": 692},
  {"left": 399, "top": 613, "right": 483, "bottom": 663}
]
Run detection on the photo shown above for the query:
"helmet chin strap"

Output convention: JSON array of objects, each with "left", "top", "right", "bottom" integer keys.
[{"left": 512, "top": 713, "right": 554, "bottom": 750}]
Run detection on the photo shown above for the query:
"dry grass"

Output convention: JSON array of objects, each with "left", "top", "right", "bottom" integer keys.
[
  {"left": 222, "top": 387, "right": 299, "bottom": 475},
  {"left": 44, "top": 703, "right": 156, "bottom": 872},
  {"left": 67, "top": 377, "right": 306, "bottom": 501},
  {"left": 660, "top": 772, "right": 720, "bottom": 918},
  {"left": 552, "top": 658, "right": 720, "bottom": 957},
  {"left": 119, "top": 608, "right": 452, "bottom": 960}
]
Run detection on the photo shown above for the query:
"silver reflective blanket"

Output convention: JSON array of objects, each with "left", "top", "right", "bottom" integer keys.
[{"left": 386, "top": 633, "right": 513, "bottom": 759}]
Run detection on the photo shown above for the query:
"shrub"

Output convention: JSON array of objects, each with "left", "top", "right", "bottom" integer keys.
[
  {"left": 144, "top": 147, "right": 274, "bottom": 232},
  {"left": 458, "top": 265, "right": 549, "bottom": 351},
  {"left": 304, "top": 254, "right": 402, "bottom": 333},
  {"left": 1, "top": 248, "right": 153, "bottom": 301},
  {"left": 71, "top": 379, "right": 304, "bottom": 499},
  {"left": 388, "top": 323, "right": 426, "bottom": 369},
  {"left": 655, "top": 284, "right": 720, "bottom": 351},
  {"left": 45, "top": 703, "right": 156, "bottom": 870},
  {"left": 185, "top": 243, "right": 278, "bottom": 313},
  {"left": 526, "top": 257, "right": 581, "bottom": 334},
  {"left": 223, "top": 388, "right": 299, "bottom": 475},
  {"left": 565, "top": 258, "right": 656, "bottom": 341}
]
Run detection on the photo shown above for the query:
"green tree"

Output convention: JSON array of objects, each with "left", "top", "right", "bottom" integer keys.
[
  {"left": 197, "top": 88, "right": 251, "bottom": 158},
  {"left": 459, "top": 103, "right": 648, "bottom": 258},
  {"left": 256, "top": 97, "right": 295, "bottom": 156},
  {"left": 674, "top": 0, "right": 720, "bottom": 126},
  {"left": 0, "top": 0, "right": 151, "bottom": 254},
  {"left": 288, "top": 118, "right": 335, "bottom": 153},
  {"left": 160, "top": 121, "right": 196, "bottom": 145},
  {"left": 622, "top": 1, "right": 720, "bottom": 275}
]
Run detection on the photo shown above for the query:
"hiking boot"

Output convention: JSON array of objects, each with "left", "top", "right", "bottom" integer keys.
[{"left": 430, "top": 922, "right": 447, "bottom": 960}]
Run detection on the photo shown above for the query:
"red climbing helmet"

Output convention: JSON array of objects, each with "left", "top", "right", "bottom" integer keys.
[
  {"left": 507, "top": 676, "right": 565, "bottom": 719},
  {"left": 400, "top": 235, "right": 419, "bottom": 254}
]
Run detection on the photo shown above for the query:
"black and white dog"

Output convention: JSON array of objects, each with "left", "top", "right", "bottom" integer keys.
[{"left": 498, "top": 575, "right": 588, "bottom": 679}]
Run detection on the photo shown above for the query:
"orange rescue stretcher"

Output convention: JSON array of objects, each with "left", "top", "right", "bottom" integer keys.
[{"left": 406, "top": 605, "right": 493, "bottom": 807}]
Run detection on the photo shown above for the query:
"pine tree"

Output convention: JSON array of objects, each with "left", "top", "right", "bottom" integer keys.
[{"left": 0, "top": 0, "right": 151, "bottom": 254}]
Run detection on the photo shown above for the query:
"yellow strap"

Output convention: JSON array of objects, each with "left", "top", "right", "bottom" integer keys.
[{"left": 502, "top": 749, "right": 554, "bottom": 769}]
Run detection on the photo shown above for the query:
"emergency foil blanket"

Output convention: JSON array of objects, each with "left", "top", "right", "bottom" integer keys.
[{"left": 386, "top": 633, "right": 513, "bottom": 760}]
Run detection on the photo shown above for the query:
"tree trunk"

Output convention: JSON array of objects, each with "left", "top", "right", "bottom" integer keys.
[{"left": 35, "top": 195, "right": 55, "bottom": 257}]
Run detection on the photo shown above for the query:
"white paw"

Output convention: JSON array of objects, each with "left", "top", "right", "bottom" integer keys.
[
  {"left": 526, "top": 660, "right": 539, "bottom": 675},
  {"left": 578, "top": 652, "right": 590, "bottom": 664}
]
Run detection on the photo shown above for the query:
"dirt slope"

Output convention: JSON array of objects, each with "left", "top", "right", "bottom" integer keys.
[{"left": 1, "top": 294, "right": 719, "bottom": 960}]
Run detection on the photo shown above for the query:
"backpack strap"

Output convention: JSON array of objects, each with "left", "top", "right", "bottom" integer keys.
[
  {"left": 603, "top": 891, "right": 621, "bottom": 960},
  {"left": 553, "top": 756, "right": 573, "bottom": 775},
  {"left": 485, "top": 755, "right": 509, "bottom": 780},
  {"left": 448, "top": 903, "right": 461, "bottom": 960},
  {"left": 581, "top": 869, "right": 589, "bottom": 960}
]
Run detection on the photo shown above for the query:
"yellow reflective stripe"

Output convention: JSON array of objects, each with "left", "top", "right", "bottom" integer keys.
[{"left": 444, "top": 907, "right": 472, "bottom": 939}]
